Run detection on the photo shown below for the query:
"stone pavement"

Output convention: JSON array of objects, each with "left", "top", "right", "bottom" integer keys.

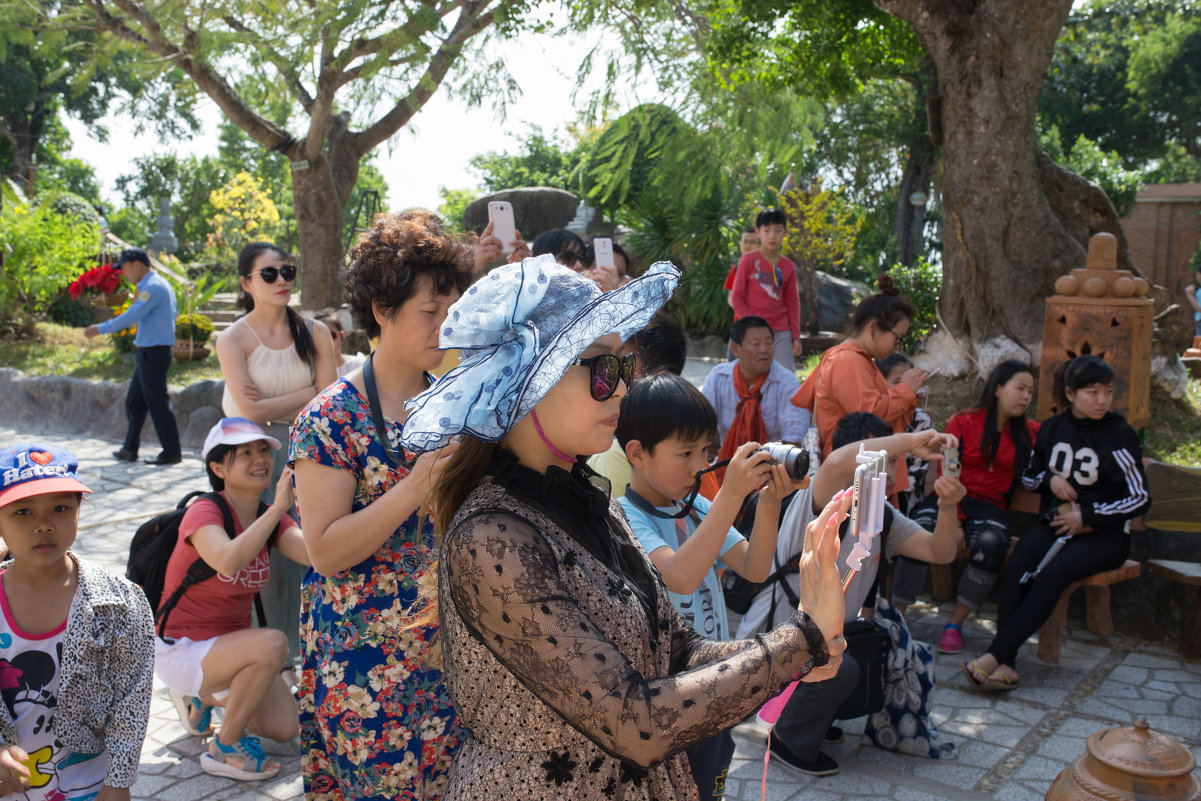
[{"left": 6, "top": 423, "right": 1198, "bottom": 801}]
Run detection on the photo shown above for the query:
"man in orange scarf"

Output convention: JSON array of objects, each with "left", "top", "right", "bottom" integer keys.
[{"left": 702, "top": 317, "right": 810, "bottom": 484}]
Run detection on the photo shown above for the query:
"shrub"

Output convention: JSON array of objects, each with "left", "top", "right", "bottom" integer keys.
[
  {"left": 0, "top": 188, "right": 102, "bottom": 336},
  {"left": 887, "top": 255, "right": 941, "bottom": 351},
  {"left": 175, "top": 313, "right": 214, "bottom": 343},
  {"left": 46, "top": 295, "right": 95, "bottom": 328}
]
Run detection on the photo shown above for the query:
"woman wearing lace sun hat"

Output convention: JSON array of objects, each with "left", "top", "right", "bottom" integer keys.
[{"left": 401, "top": 254, "right": 849, "bottom": 801}]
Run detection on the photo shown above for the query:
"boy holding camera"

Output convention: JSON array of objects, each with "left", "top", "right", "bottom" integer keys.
[{"left": 615, "top": 373, "right": 804, "bottom": 801}]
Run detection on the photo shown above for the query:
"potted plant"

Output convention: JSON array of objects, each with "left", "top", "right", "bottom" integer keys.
[
  {"left": 173, "top": 312, "right": 214, "bottom": 361},
  {"left": 68, "top": 263, "right": 128, "bottom": 307}
]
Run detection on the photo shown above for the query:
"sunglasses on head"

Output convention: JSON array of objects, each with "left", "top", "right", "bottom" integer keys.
[
  {"left": 251, "top": 264, "right": 297, "bottom": 283},
  {"left": 573, "top": 352, "right": 636, "bottom": 401}
]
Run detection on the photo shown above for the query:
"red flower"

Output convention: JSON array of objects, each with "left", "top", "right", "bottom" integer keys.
[{"left": 68, "top": 264, "right": 122, "bottom": 299}]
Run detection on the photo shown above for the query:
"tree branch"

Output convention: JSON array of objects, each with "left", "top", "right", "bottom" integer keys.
[
  {"left": 327, "top": 2, "right": 448, "bottom": 76},
  {"left": 351, "top": 0, "right": 495, "bottom": 155},
  {"left": 91, "top": 0, "right": 301, "bottom": 157},
  {"left": 222, "top": 14, "right": 315, "bottom": 113}
]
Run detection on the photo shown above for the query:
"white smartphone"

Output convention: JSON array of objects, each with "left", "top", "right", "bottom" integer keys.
[
  {"left": 487, "top": 201, "right": 517, "bottom": 256},
  {"left": 593, "top": 237, "right": 615, "bottom": 269}
]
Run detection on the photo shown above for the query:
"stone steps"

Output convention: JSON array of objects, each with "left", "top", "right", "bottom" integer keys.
[{"left": 198, "top": 292, "right": 303, "bottom": 333}]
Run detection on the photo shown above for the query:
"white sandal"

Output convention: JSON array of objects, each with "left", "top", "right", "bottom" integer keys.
[
  {"left": 168, "top": 688, "right": 214, "bottom": 737},
  {"left": 200, "top": 735, "right": 280, "bottom": 781}
]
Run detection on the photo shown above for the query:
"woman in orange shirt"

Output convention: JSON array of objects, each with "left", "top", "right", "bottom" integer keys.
[{"left": 792, "top": 276, "right": 934, "bottom": 480}]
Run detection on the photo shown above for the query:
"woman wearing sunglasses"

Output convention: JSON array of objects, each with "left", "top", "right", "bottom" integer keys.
[
  {"left": 216, "top": 242, "right": 337, "bottom": 653},
  {"left": 399, "top": 255, "right": 848, "bottom": 801}
]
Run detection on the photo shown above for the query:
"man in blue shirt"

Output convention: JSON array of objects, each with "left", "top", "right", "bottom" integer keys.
[{"left": 85, "top": 248, "right": 182, "bottom": 465}]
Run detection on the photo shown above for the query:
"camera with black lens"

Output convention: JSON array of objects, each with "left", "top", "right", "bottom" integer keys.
[{"left": 756, "top": 441, "right": 810, "bottom": 480}]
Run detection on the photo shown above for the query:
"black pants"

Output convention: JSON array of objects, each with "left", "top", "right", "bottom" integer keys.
[
  {"left": 893, "top": 497, "right": 1013, "bottom": 609},
  {"left": 774, "top": 652, "right": 861, "bottom": 761},
  {"left": 122, "top": 345, "right": 181, "bottom": 458},
  {"left": 686, "top": 728, "right": 735, "bottom": 801},
  {"left": 987, "top": 523, "right": 1128, "bottom": 667}
]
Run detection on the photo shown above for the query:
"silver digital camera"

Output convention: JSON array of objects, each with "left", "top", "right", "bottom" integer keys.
[{"left": 757, "top": 441, "right": 810, "bottom": 480}]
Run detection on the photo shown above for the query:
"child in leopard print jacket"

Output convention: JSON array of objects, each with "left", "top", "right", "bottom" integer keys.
[{"left": 0, "top": 442, "right": 154, "bottom": 801}]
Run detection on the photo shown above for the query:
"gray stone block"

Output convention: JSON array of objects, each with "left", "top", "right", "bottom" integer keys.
[{"left": 0, "top": 369, "right": 223, "bottom": 449}]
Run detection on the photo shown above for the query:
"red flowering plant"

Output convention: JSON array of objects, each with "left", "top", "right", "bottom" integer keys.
[{"left": 67, "top": 263, "right": 123, "bottom": 300}]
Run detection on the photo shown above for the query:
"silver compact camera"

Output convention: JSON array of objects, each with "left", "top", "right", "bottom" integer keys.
[{"left": 757, "top": 442, "right": 810, "bottom": 480}]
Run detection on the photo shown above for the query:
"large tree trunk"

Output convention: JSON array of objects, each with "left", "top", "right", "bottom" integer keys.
[
  {"left": 291, "top": 160, "right": 344, "bottom": 310},
  {"left": 875, "top": 0, "right": 1132, "bottom": 374},
  {"left": 291, "top": 115, "right": 361, "bottom": 310},
  {"left": 893, "top": 60, "right": 939, "bottom": 267},
  {"left": 4, "top": 102, "right": 48, "bottom": 193}
]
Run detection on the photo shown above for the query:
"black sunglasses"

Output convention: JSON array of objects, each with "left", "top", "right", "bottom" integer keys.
[
  {"left": 573, "top": 353, "right": 636, "bottom": 401},
  {"left": 251, "top": 264, "right": 297, "bottom": 283}
]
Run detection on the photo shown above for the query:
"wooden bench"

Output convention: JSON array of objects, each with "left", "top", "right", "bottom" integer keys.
[
  {"left": 1036, "top": 558, "right": 1141, "bottom": 664},
  {"left": 1145, "top": 560, "right": 1201, "bottom": 658},
  {"left": 1142, "top": 460, "right": 1201, "bottom": 657}
]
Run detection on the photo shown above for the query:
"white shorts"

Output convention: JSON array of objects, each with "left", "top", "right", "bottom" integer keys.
[{"left": 154, "top": 636, "right": 219, "bottom": 698}]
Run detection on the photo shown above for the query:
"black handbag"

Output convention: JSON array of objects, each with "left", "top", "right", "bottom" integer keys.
[{"left": 834, "top": 619, "right": 891, "bottom": 719}]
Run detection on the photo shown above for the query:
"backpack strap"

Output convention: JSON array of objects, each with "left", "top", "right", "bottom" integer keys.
[{"left": 156, "top": 493, "right": 276, "bottom": 640}]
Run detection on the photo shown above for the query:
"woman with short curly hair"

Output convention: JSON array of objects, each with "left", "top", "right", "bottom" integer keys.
[{"left": 290, "top": 209, "right": 473, "bottom": 799}]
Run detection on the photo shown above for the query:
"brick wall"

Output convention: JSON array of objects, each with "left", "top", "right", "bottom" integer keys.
[{"left": 1122, "top": 184, "right": 1201, "bottom": 302}]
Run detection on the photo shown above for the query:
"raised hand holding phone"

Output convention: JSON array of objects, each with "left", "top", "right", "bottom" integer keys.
[{"left": 487, "top": 201, "right": 518, "bottom": 256}]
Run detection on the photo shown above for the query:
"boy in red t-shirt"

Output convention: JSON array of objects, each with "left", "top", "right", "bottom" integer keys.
[
  {"left": 154, "top": 418, "right": 311, "bottom": 781},
  {"left": 730, "top": 209, "right": 801, "bottom": 369}
]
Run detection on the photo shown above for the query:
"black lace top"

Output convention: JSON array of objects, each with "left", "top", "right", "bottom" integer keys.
[{"left": 437, "top": 451, "right": 830, "bottom": 800}]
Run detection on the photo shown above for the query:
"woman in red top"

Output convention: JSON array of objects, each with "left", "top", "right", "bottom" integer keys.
[
  {"left": 892, "top": 362, "right": 1038, "bottom": 654},
  {"left": 792, "top": 276, "right": 934, "bottom": 482},
  {"left": 153, "top": 418, "right": 311, "bottom": 781}
]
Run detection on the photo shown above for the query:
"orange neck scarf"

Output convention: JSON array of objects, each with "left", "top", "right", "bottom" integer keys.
[{"left": 716, "top": 366, "right": 769, "bottom": 482}]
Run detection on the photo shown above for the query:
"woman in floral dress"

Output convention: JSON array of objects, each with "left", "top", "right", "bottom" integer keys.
[{"left": 290, "top": 210, "right": 472, "bottom": 799}]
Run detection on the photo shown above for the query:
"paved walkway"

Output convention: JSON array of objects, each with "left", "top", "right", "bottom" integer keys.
[{"left": 8, "top": 423, "right": 1198, "bottom": 801}]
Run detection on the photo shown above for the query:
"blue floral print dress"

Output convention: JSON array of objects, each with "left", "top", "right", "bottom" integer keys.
[{"left": 291, "top": 378, "right": 461, "bottom": 800}]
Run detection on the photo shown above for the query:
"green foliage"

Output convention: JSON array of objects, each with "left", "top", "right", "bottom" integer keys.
[
  {"left": 887, "top": 256, "right": 941, "bottom": 351},
  {"left": 437, "top": 187, "right": 480, "bottom": 232},
  {"left": 45, "top": 295, "right": 94, "bottom": 328},
  {"left": 624, "top": 180, "right": 744, "bottom": 337},
  {"left": 705, "top": 0, "right": 920, "bottom": 99},
  {"left": 1038, "top": 126, "right": 1146, "bottom": 217},
  {"left": 175, "top": 312, "right": 214, "bottom": 342},
  {"left": 1125, "top": 12, "right": 1201, "bottom": 161},
  {"left": 168, "top": 271, "right": 229, "bottom": 316},
  {"left": 1144, "top": 380, "right": 1201, "bottom": 467},
  {"left": 114, "top": 153, "right": 227, "bottom": 261},
  {"left": 470, "top": 127, "right": 584, "bottom": 193},
  {"left": 1041, "top": 1, "right": 1201, "bottom": 169},
  {"left": 579, "top": 105, "right": 687, "bottom": 214},
  {"left": 0, "top": 192, "right": 101, "bottom": 335}
]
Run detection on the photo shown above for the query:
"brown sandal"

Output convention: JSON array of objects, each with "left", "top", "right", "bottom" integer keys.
[
  {"left": 962, "top": 659, "right": 989, "bottom": 688},
  {"left": 980, "top": 666, "right": 1020, "bottom": 691}
]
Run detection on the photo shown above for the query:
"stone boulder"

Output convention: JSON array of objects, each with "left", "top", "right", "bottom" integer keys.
[
  {"left": 462, "top": 187, "right": 581, "bottom": 239},
  {"left": 815, "top": 270, "right": 868, "bottom": 333}
]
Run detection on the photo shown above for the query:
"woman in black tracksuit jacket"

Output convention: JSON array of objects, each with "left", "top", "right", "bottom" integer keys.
[{"left": 963, "top": 356, "right": 1149, "bottom": 689}]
